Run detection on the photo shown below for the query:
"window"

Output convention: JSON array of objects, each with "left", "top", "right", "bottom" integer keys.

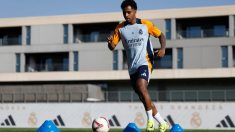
[
  {"left": 221, "top": 46, "right": 228, "bottom": 68},
  {"left": 45, "top": 58, "right": 53, "bottom": 71},
  {"left": 234, "top": 15, "right": 235, "bottom": 37},
  {"left": 186, "top": 26, "right": 201, "bottom": 38},
  {"left": 26, "top": 26, "right": 31, "bottom": 45},
  {"left": 90, "top": 31, "right": 99, "bottom": 42},
  {"left": 122, "top": 50, "right": 128, "bottom": 70},
  {"left": 176, "top": 16, "right": 228, "bottom": 39},
  {"left": 177, "top": 48, "right": 183, "bottom": 69},
  {"left": 73, "top": 22, "right": 118, "bottom": 43},
  {"left": 0, "top": 27, "right": 22, "bottom": 46},
  {"left": 154, "top": 49, "right": 173, "bottom": 69},
  {"left": 165, "top": 19, "right": 171, "bottom": 40},
  {"left": 25, "top": 53, "right": 69, "bottom": 72},
  {"left": 16, "top": 53, "right": 20, "bottom": 72},
  {"left": 74, "top": 51, "right": 79, "bottom": 71},
  {"left": 233, "top": 46, "right": 235, "bottom": 67},
  {"left": 214, "top": 25, "right": 226, "bottom": 37},
  {"left": 63, "top": 24, "right": 68, "bottom": 44},
  {"left": 63, "top": 58, "right": 69, "bottom": 71},
  {"left": 113, "top": 50, "right": 118, "bottom": 70}
]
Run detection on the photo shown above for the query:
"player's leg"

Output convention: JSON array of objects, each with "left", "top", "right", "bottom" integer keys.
[
  {"left": 135, "top": 89, "right": 161, "bottom": 129},
  {"left": 132, "top": 65, "right": 155, "bottom": 131},
  {"left": 151, "top": 103, "right": 163, "bottom": 123},
  {"left": 135, "top": 65, "right": 169, "bottom": 132},
  {"left": 132, "top": 66, "right": 153, "bottom": 118},
  {"left": 135, "top": 78, "right": 155, "bottom": 132},
  {"left": 135, "top": 83, "right": 168, "bottom": 132},
  {"left": 151, "top": 103, "right": 169, "bottom": 132},
  {"left": 135, "top": 78, "right": 152, "bottom": 111},
  {"left": 130, "top": 67, "right": 154, "bottom": 131}
]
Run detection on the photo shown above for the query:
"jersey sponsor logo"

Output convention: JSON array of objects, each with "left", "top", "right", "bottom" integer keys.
[
  {"left": 126, "top": 38, "right": 144, "bottom": 48},
  {"left": 127, "top": 38, "right": 144, "bottom": 44}
]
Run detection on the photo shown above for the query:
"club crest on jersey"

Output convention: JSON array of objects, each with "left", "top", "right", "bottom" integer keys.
[{"left": 139, "top": 29, "right": 143, "bottom": 35}]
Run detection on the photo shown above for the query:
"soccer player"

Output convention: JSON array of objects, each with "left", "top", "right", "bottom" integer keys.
[{"left": 107, "top": 0, "right": 169, "bottom": 131}]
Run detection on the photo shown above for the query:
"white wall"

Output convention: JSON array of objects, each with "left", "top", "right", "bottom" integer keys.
[
  {"left": 184, "top": 46, "right": 221, "bottom": 68},
  {"left": 0, "top": 102, "right": 234, "bottom": 130},
  {"left": 31, "top": 24, "right": 63, "bottom": 45},
  {"left": 79, "top": 44, "right": 113, "bottom": 71},
  {"left": 0, "top": 53, "right": 15, "bottom": 72}
]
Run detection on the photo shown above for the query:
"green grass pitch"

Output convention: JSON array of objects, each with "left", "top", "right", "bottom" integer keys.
[{"left": 0, "top": 128, "right": 234, "bottom": 132}]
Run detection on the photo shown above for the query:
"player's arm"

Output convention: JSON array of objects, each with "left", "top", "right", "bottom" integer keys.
[
  {"left": 106, "top": 23, "right": 122, "bottom": 51},
  {"left": 156, "top": 32, "right": 166, "bottom": 58},
  {"left": 142, "top": 19, "right": 166, "bottom": 57}
]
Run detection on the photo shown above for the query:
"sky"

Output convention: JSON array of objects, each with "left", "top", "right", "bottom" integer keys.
[{"left": 0, "top": 0, "right": 235, "bottom": 18}]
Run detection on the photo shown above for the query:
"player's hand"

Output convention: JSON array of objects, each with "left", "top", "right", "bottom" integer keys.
[
  {"left": 107, "top": 32, "right": 115, "bottom": 50},
  {"left": 106, "top": 33, "right": 113, "bottom": 44},
  {"left": 155, "top": 48, "right": 165, "bottom": 58}
]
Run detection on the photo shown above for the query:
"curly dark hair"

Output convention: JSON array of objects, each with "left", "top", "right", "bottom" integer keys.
[{"left": 121, "top": 0, "right": 137, "bottom": 10}]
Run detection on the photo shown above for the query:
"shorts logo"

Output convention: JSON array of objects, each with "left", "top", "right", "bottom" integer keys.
[{"left": 141, "top": 72, "right": 147, "bottom": 77}]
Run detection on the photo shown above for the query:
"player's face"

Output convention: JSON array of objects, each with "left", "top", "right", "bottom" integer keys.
[{"left": 122, "top": 5, "right": 136, "bottom": 24}]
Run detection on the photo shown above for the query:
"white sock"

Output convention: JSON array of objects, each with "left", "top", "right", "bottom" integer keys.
[
  {"left": 146, "top": 109, "right": 154, "bottom": 121},
  {"left": 153, "top": 112, "right": 165, "bottom": 124}
]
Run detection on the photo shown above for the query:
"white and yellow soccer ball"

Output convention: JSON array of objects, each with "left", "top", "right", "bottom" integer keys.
[{"left": 92, "top": 117, "right": 110, "bottom": 132}]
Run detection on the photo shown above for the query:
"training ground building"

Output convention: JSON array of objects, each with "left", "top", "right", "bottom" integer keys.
[
  {"left": 1, "top": 5, "right": 235, "bottom": 130},
  {"left": 0, "top": 5, "right": 235, "bottom": 103}
]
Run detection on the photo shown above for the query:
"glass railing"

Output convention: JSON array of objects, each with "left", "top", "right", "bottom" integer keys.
[
  {"left": 25, "top": 63, "right": 68, "bottom": 72},
  {"left": 1, "top": 90, "right": 234, "bottom": 103},
  {"left": 74, "top": 33, "right": 109, "bottom": 43},
  {"left": 176, "top": 29, "right": 229, "bottom": 39},
  {"left": 154, "top": 56, "right": 173, "bottom": 69},
  {"left": 0, "top": 36, "right": 22, "bottom": 45}
]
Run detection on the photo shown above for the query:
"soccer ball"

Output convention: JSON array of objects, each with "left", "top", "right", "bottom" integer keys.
[{"left": 92, "top": 117, "right": 110, "bottom": 132}]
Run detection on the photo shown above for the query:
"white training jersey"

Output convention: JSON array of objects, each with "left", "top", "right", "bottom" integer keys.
[{"left": 111, "top": 18, "right": 162, "bottom": 74}]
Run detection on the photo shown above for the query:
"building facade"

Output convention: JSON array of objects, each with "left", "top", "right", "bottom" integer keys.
[{"left": 0, "top": 5, "right": 235, "bottom": 102}]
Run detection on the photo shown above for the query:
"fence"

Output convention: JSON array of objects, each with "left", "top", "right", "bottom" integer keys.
[{"left": 1, "top": 90, "right": 235, "bottom": 103}]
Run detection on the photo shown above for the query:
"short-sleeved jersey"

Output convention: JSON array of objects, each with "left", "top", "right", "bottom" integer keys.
[{"left": 111, "top": 18, "right": 162, "bottom": 75}]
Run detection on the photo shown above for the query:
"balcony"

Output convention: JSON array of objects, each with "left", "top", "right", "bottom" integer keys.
[
  {"left": 154, "top": 55, "right": 173, "bottom": 69},
  {"left": 25, "top": 63, "right": 68, "bottom": 72},
  {"left": 73, "top": 22, "right": 118, "bottom": 43},
  {"left": 176, "top": 16, "right": 229, "bottom": 39},
  {"left": 25, "top": 53, "right": 69, "bottom": 72},
  {"left": 74, "top": 33, "right": 109, "bottom": 43},
  {"left": 0, "top": 27, "right": 22, "bottom": 46},
  {"left": 0, "top": 36, "right": 22, "bottom": 46},
  {"left": 177, "top": 28, "right": 229, "bottom": 39}
]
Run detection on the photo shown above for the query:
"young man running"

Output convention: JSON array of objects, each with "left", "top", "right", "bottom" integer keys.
[{"left": 107, "top": 0, "right": 169, "bottom": 131}]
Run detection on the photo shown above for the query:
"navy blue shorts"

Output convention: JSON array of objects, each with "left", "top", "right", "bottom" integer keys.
[{"left": 130, "top": 65, "right": 150, "bottom": 89}]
